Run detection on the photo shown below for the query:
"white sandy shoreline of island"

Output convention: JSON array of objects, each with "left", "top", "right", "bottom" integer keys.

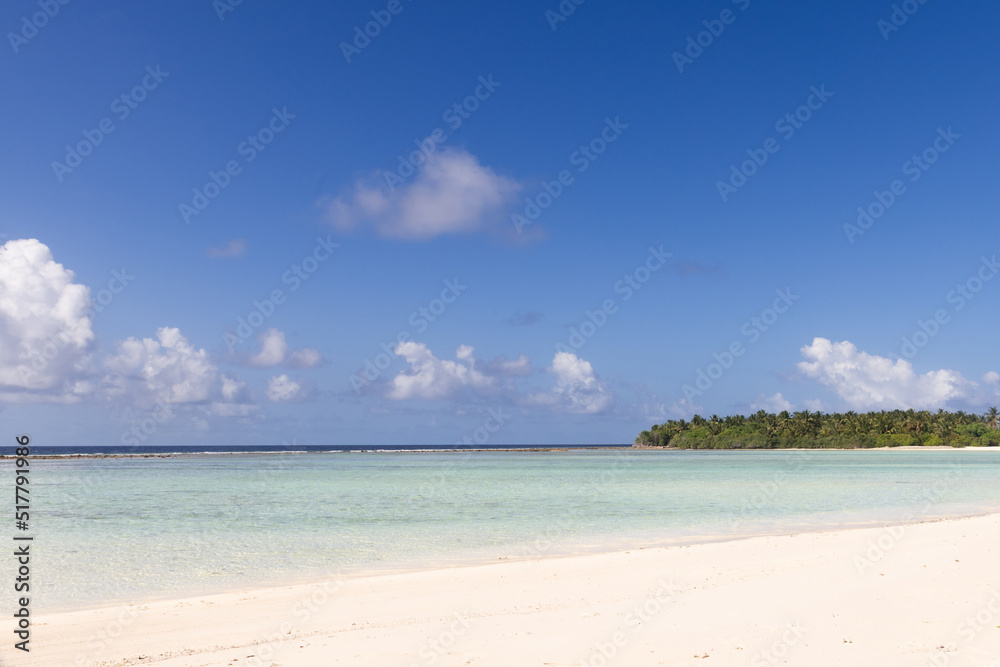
[{"left": 11, "top": 512, "right": 1000, "bottom": 667}]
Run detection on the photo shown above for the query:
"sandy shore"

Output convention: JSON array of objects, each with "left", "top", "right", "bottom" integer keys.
[{"left": 11, "top": 513, "right": 1000, "bottom": 666}]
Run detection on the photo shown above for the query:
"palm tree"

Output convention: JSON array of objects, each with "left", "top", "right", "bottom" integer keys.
[
  {"left": 637, "top": 408, "right": 1000, "bottom": 449},
  {"left": 707, "top": 415, "right": 724, "bottom": 435},
  {"left": 986, "top": 407, "right": 999, "bottom": 430}
]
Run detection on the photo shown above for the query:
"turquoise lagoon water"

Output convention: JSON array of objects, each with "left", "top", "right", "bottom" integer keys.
[{"left": 19, "top": 449, "right": 1000, "bottom": 610}]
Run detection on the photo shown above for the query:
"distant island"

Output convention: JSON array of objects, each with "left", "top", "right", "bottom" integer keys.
[{"left": 635, "top": 408, "right": 1000, "bottom": 449}]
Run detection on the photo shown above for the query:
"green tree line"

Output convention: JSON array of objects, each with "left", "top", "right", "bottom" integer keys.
[{"left": 635, "top": 408, "right": 1000, "bottom": 449}]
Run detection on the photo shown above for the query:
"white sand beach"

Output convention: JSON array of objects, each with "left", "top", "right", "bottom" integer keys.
[{"left": 15, "top": 513, "right": 1000, "bottom": 667}]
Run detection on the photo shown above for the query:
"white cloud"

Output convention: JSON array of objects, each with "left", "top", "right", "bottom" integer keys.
[
  {"left": 247, "top": 328, "right": 323, "bottom": 368},
  {"left": 289, "top": 347, "right": 323, "bottom": 369},
  {"left": 802, "top": 398, "right": 824, "bottom": 412},
  {"left": 383, "top": 344, "right": 612, "bottom": 414},
  {"left": 527, "top": 352, "right": 613, "bottom": 414},
  {"left": 0, "top": 239, "right": 95, "bottom": 403},
  {"left": 248, "top": 328, "right": 287, "bottom": 367},
  {"left": 208, "top": 373, "right": 254, "bottom": 417},
  {"left": 485, "top": 354, "right": 533, "bottom": 376},
  {"left": 105, "top": 328, "right": 259, "bottom": 419},
  {"left": 207, "top": 239, "right": 247, "bottom": 258},
  {"left": 209, "top": 402, "right": 258, "bottom": 417},
  {"left": 983, "top": 371, "right": 1000, "bottom": 386},
  {"left": 104, "top": 327, "right": 218, "bottom": 405},
  {"left": 386, "top": 342, "right": 495, "bottom": 400},
  {"left": 638, "top": 397, "right": 701, "bottom": 422},
  {"left": 322, "top": 148, "right": 520, "bottom": 240},
  {"left": 662, "top": 398, "right": 700, "bottom": 419},
  {"left": 750, "top": 392, "right": 793, "bottom": 413},
  {"left": 797, "top": 338, "right": 981, "bottom": 410},
  {"left": 266, "top": 374, "right": 313, "bottom": 403},
  {"left": 220, "top": 374, "right": 250, "bottom": 403}
]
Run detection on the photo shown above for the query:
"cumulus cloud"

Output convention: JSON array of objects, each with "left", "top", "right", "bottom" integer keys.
[
  {"left": 247, "top": 328, "right": 323, "bottom": 369},
  {"left": 289, "top": 347, "right": 323, "bottom": 368},
  {"left": 104, "top": 327, "right": 257, "bottom": 417},
  {"left": 248, "top": 328, "right": 286, "bottom": 367},
  {"left": 382, "top": 343, "right": 611, "bottom": 414},
  {"left": 212, "top": 376, "right": 257, "bottom": 417},
  {"left": 658, "top": 398, "right": 701, "bottom": 420},
  {"left": 485, "top": 354, "right": 532, "bottom": 376},
  {"left": 207, "top": 239, "right": 247, "bottom": 258},
  {"left": 0, "top": 239, "right": 95, "bottom": 402},
  {"left": 527, "top": 352, "right": 613, "bottom": 414},
  {"left": 628, "top": 383, "right": 701, "bottom": 422},
  {"left": 210, "top": 402, "right": 258, "bottom": 417},
  {"left": 750, "top": 392, "right": 793, "bottom": 413},
  {"left": 797, "top": 337, "right": 984, "bottom": 410},
  {"left": 104, "top": 327, "right": 218, "bottom": 405},
  {"left": 265, "top": 374, "right": 314, "bottom": 403},
  {"left": 386, "top": 342, "right": 495, "bottom": 400},
  {"left": 321, "top": 148, "right": 520, "bottom": 240},
  {"left": 802, "top": 398, "right": 825, "bottom": 412},
  {"left": 220, "top": 375, "right": 250, "bottom": 403}
]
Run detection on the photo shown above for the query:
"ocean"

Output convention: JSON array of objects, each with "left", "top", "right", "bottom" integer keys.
[{"left": 14, "top": 448, "right": 1000, "bottom": 611}]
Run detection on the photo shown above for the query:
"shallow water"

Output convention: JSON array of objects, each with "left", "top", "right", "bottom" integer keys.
[{"left": 22, "top": 449, "right": 1000, "bottom": 610}]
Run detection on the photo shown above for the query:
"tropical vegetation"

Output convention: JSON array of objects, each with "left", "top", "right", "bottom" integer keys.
[{"left": 635, "top": 408, "right": 1000, "bottom": 449}]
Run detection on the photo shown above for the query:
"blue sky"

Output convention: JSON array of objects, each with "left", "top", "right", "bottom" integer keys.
[{"left": 1, "top": 0, "right": 999, "bottom": 446}]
